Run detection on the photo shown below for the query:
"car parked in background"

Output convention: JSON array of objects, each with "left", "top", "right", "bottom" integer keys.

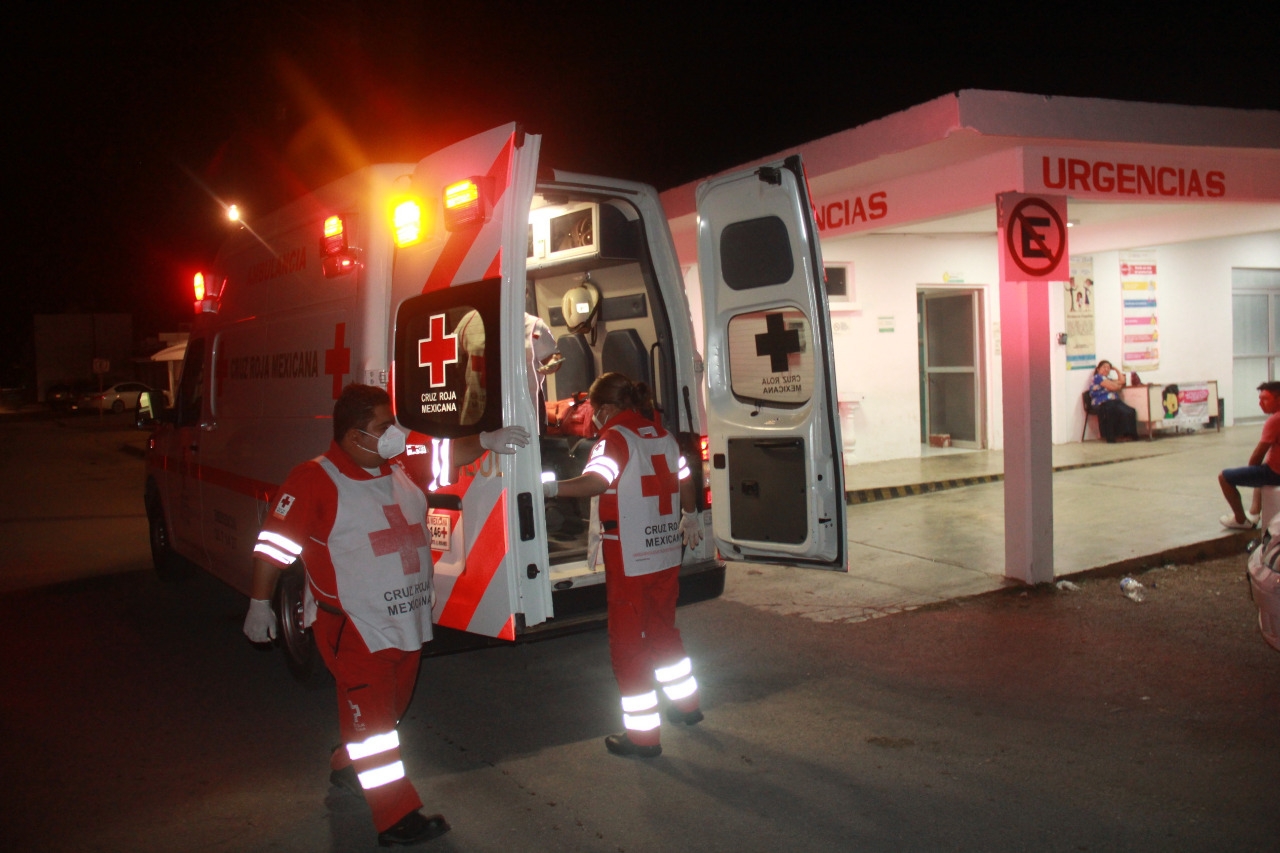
[
  {"left": 47, "top": 383, "right": 83, "bottom": 412},
  {"left": 74, "top": 381, "right": 158, "bottom": 414}
]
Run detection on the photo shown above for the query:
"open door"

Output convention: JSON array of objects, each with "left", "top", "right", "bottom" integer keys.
[
  {"left": 392, "top": 123, "right": 550, "bottom": 639},
  {"left": 696, "top": 156, "right": 847, "bottom": 570}
]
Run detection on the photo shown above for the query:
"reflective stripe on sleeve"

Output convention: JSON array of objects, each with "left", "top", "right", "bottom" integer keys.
[
  {"left": 252, "top": 542, "right": 297, "bottom": 566},
  {"left": 257, "top": 531, "right": 303, "bottom": 556},
  {"left": 584, "top": 455, "right": 620, "bottom": 482},
  {"left": 678, "top": 455, "right": 690, "bottom": 480}
]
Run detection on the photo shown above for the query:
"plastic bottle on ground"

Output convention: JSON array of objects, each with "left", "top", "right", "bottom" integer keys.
[{"left": 1120, "top": 576, "right": 1145, "bottom": 603}]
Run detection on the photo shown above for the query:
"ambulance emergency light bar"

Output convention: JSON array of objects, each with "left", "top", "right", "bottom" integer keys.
[
  {"left": 320, "top": 214, "right": 357, "bottom": 278},
  {"left": 192, "top": 272, "right": 224, "bottom": 314}
]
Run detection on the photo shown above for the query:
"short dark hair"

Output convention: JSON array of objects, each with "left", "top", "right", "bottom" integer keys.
[
  {"left": 1258, "top": 381, "right": 1280, "bottom": 396},
  {"left": 333, "top": 384, "right": 390, "bottom": 443}
]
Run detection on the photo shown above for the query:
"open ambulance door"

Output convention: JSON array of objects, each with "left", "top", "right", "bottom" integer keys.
[
  {"left": 392, "top": 123, "right": 552, "bottom": 640},
  {"left": 696, "top": 155, "right": 848, "bottom": 571}
]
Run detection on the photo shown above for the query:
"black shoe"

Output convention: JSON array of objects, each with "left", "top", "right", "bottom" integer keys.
[
  {"left": 605, "top": 732, "right": 662, "bottom": 758},
  {"left": 665, "top": 706, "right": 704, "bottom": 726},
  {"left": 329, "top": 765, "right": 364, "bottom": 799},
  {"left": 378, "top": 810, "right": 451, "bottom": 847}
]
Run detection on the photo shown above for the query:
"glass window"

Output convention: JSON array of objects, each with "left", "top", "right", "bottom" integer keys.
[
  {"left": 395, "top": 278, "right": 503, "bottom": 437},
  {"left": 176, "top": 339, "right": 205, "bottom": 427},
  {"left": 726, "top": 309, "right": 813, "bottom": 408},
  {"left": 720, "top": 216, "right": 794, "bottom": 291}
]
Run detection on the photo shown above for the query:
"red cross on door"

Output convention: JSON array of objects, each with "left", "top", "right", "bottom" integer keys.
[
  {"left": 640, "top": 454, "right": 679, "bottom": 516},
  {"left": 368, "top": 504, "right": 429, "bottom": 575},
  {"left": 418, "top": 314, "right": 459, "bottom": 388},
  {"left": 325, "top": 323, "right": 351, "bottom": 400}
]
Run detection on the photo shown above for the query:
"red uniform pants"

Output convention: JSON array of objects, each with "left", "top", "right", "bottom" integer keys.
[
  {"left": 604, "top": 552, "right": 699, "bottom": 745},
  {"left": 313, "top": 609, "right": 423, "bottom": 833}
]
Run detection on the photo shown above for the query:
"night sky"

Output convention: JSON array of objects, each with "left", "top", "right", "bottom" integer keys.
[{"left": 7, "top": 2, "right": 1278, "bottom": 386}]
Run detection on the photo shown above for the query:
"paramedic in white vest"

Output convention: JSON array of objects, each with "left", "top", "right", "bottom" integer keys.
[
  {"left": 541, "top": 372, "right": 704, "bottom": 758},
  {"left": 242, "top": 384, "right": 528, "bottom": 846}
]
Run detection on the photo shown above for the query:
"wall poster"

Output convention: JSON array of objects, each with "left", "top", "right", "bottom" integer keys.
[
  {"left": 1066, "top": 255, "right": 1096, "bottom": 370},
  {"left": 1120, "top": 249, "right": 1159, "bottom": 372}
]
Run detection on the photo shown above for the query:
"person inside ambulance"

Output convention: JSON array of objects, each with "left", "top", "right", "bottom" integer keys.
[
  {"left": 242, "top": 384, "right": 528, "bottom": 846},
  {"left": 526, "top": 311, "right": 562, "bottom": 428},
  {"left": 541, "top": 372, "right": 705, "bottom": 758},
  {"left": 454, "top": 308, "right": 487, "bottom": 425}
]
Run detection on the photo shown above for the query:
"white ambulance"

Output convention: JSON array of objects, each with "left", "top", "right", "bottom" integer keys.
[{"left": 144, "top": 123, "right": 846, "bottom": 678}]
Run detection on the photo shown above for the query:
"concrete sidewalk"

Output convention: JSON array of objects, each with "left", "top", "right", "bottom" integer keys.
[{"left": 723, "top": 425, "right": 1260, "bottom": 624}]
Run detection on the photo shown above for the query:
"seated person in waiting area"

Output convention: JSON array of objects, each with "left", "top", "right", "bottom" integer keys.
[
  {"left": 1218, "top": 381, "right": 1280, "bottom": 530},
  {"left": 1089, "top": 360, "right": 1139, "bottom": 442}
]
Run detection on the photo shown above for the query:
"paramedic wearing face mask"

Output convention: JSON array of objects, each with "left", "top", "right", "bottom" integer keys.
[
  {"left": 541, "top": 372, "right": 704, "bottom": 758},
  {"left": 242, "top": 384, "right": 527, "bottom": 847}
]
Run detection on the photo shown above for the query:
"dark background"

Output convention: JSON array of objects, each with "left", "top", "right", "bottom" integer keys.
[{"left": 7, "top": 2, "right": 1277, "bottom": 386}]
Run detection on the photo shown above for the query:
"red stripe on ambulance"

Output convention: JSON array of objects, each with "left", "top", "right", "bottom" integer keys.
[
  {"left": 420, "top": 134, "right": 514, "bottom": 293},
  {"left": 437, "top": 489, "right": 512, "bottom": 638}
]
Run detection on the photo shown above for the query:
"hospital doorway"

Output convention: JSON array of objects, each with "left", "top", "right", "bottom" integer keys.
[
  {"left": 1232, "top": 268, "right": 1280, "bottom": 423},
  {"left": 918, "top": 288, "right": 985, "bottom": 452}
]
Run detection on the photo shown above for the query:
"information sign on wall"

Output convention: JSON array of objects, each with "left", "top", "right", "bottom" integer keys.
[
  {"left": 1066, "top": 256, "right": 1096, "bottom": 370},
  {"left": 1120, "top": 249, "right": 1159, "bottom": 371}
]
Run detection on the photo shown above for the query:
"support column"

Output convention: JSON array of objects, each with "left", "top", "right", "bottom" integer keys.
[{"left": 999, "top": 278, "right": 1055, "bottom": 584}]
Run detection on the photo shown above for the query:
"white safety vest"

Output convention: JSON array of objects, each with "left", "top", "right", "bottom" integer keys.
[
  {"left": 316, "top": 457, "right": 434, "bottom": 652},
  {"left": 599, "top": 424, "right": 683, "bottom": 578}
]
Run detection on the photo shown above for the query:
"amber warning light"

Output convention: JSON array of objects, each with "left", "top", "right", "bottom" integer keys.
[
  {"left": 320, "top": 214, "right": 357, "bottom": 277},
  {"left": 443, "top": 178, "right": 489, "bottom": 231},
  {"left": 393, "top": 199, "right": 423, "bottom": 247}
]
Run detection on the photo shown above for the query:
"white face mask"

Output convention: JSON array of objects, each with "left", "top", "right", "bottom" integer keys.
[
  {"left": 360, "top": 424, "right": 407, "bottom": 459},
  {"left": 592, "top": 406, "right": 610, "bottom": 431}
]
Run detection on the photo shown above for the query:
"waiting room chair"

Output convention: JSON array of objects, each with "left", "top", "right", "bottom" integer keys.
[{"left": 1081, "top": 391, "right": 1098, "bottom": 441}]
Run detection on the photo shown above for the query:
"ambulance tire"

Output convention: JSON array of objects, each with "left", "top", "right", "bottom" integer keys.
[
  {"left": 145, "top": 485, "right": 185, "bottom": 580},
  {"left": 275, "top": 563, "right": 329, "bottom": 688}
]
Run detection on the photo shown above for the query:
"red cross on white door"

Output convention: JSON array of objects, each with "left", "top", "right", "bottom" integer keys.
[{"left": 418, "top": 314, "right": 459, "bottom": 388}]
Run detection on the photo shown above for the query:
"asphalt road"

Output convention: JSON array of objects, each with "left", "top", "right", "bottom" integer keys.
[{"left": 2, "top": 413, "right": 1278, "bottom": 852}]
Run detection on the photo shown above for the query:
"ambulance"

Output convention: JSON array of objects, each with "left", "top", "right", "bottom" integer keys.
[{"left": 144, "top": 123, "right": 847, "bottom": 679}]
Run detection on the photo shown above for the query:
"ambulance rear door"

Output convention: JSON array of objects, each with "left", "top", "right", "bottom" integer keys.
[
  {"left": 696, "top": 155, "right": 847, "bottom": 570},
  {"left": 391, "top": 123, "right": 551, "bottom": 640}
]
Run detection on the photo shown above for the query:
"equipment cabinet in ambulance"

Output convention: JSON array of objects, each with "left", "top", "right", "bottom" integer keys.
[{"left": 144, "top": 123, "right": 846, "bottom": 678}]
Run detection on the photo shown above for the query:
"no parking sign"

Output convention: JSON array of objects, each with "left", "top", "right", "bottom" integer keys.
[{"left": 998, "top": 193, "right": 1068, "bottom": 281}]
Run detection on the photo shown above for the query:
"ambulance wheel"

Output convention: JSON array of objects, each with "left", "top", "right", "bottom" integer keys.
[
  {"left": 275, "top": 564, "right": 329, "bottom": 688},
  {"left": 145, "top": 486, "right": 183, "bottom": 580}
]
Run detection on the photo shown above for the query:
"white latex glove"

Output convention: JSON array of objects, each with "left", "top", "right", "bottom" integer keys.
[
  {"left": 243, "top": 598, "right": 276, "bottom": 642},
  {"left": 679, "top": 509, "right": 703, "bottom": 549},
  {"left": 480, "top": 425, "right": 530, "bottom": 454},
  {"left": 543, "top": 479, "right": 559, "bottom": 498}
]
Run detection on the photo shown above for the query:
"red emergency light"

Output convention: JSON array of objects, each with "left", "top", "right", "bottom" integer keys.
[
  {"left": 192, "top": 272, "right": 221, "bottom": 314},
  {"left": 443, "top": 177, "right": 491, "bottom": 232},
  {"left": 321, "top": 214, "right": 358, "bottom": 277},
  {"left": 700, "top": 435, "right": 712, "bottom": 508}
]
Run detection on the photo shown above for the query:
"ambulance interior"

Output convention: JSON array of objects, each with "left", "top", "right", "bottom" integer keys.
[{"left": 524, "top": 192, "right": 681, "bottom": 579}]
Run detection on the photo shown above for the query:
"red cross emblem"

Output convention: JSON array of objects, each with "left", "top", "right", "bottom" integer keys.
[
  {"left": 325, "top": 323, "right": 351, "bottom": 400},
  {"left": 418, "top": 314, "right": 459, "bottom": 388},
  {"left": 640, "top": 454, "right": 679, "bottom": 516},
  {"left": 368, "top": 504, "right": 429, "bottom": 575}
]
